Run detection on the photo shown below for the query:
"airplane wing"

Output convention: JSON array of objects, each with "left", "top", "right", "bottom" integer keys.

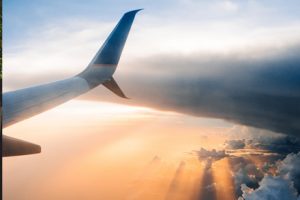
[{"left": 2, "top": 9, "right": 142, "bottom": 157}]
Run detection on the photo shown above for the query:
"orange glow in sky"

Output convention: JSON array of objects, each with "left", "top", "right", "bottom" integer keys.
[{"left": 3, "top": 100, "right": 253, "bottom": 199}]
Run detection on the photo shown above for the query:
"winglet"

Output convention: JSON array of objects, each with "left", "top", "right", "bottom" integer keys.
[
  {"left": 91, "top": 9, "right": 141, "bottom": 65},
  {"left": 77, "top": 9, "right": 142, "bottom": 88},
  {"left": 89, "top": 8, "right": 142, "bottom": 66}
]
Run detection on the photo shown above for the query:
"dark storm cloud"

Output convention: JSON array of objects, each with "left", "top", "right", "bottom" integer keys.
[{"left": 100, "top": 44, "right": 300, "bottom": 137}]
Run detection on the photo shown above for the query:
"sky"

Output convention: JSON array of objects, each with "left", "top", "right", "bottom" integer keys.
[{"left": 3, "top": 0, "right": 300, "bottom": 200}]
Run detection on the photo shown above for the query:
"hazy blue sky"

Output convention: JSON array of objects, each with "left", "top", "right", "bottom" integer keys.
[{"left": 4, "top": 0, "right": 300, "bottom": 48}]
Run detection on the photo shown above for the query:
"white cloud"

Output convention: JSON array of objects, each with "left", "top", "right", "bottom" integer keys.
[
  {"left": 240, "top": 175, "right": 299, "bottom": 200},
  {"left": 278, "top": 152, "right": 300, "bottom": 191},
  {"left": 239, "top": 152, "right": 300, "bottom": 200}
]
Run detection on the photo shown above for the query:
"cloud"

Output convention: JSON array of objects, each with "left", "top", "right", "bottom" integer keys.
[
  {"left": 196, "top": 148, "right": 227, "bottom": 161},
  {"left": 278, "top": 152, "right": 300, "bottom": 193},
  {"left": 239, "top": 176, "right": 299, "bottom": 200},
  {"left": 193, "top": 134, "right": 300, "bottom": 198},
  {"left": 194, "top": 145, "right": 280, "bottom": 198},
  {"left": 229, "top": 156, "right": 269, "bottom": 197},
  {"left": 237, "top": 152, "right": 300, "bottom": 200},
  {"left": 225, "top": 139, "right": 246, "bottom": 149},
  {"left": 247, "top": 136, "right": 300, "bottom": 155},
  {"left": 110, "top": 45, "right": 300, "bottom": 137},
  {"left": 223, "top": 132, "right": 300, "bottom": 197},
  {"left": 212, "top": 128, "right": 300, "bottom": 197},
  {"left": 224, "top": 126, "right": 300, "bottom": 155}
]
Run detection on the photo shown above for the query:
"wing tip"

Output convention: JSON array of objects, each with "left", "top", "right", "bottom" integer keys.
[
  {"left": 125, "top": 9, "right": 143, "bottom": 16},
  {"left": 102, "top": 77, "right": 131, "bottom": 100}
]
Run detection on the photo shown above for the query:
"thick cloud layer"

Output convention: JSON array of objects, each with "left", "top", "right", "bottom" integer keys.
[{"left": 84, "top": 44, "right": 300, "bottom": 137}]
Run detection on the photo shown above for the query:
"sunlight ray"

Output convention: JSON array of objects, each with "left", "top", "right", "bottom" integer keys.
[{"left": 212, "top": 158, "right": 236, "bottom": 200}]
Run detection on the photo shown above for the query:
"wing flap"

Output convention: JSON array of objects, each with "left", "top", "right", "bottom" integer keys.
[{"left": 103, "top": 77, "right": 129, "bottom": 99}]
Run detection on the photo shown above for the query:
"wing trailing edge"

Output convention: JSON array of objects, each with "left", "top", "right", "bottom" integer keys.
[{"left": 103, "top": 77, "right": 129, "bottom": 99}]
